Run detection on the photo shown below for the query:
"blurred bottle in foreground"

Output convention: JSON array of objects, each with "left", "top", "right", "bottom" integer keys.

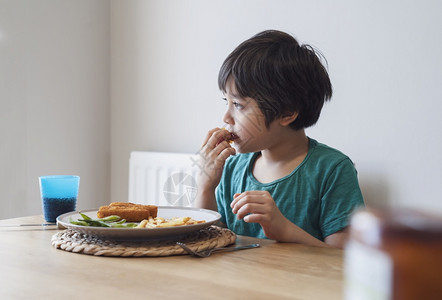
[{"left": 344, "top": 207, "right": 442, "bottom": 300}]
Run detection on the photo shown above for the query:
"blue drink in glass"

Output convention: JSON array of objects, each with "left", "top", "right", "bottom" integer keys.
[{"left": 39, "top": 175, "right": 80, "bottom": 222}]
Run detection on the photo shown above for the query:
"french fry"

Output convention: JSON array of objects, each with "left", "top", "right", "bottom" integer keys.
[
  {"left": 136, "top": 219, "right": 148, "bottom": 228},
  {"left": 136, "top": 216, "right": 205, "bottom": 228}
]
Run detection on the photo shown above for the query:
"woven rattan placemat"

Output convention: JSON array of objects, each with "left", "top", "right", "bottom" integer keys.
[{"left": 51, "top": 225, "right": 236, "bottom": 257}]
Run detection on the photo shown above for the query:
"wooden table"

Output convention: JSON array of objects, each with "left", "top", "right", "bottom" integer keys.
[{"left": 0, "top": 215, "right": 344, "bottom": 299}]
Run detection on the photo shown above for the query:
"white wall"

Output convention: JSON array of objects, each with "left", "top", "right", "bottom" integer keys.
[
  {"left": 0, "top": 0, "right": 110, "bottom": 219},
  {"left": 111, "top": 0, "right": 442, "bottom": 215},
  {"left": 2, "top": 0, "right": 441, "bottom": 220}
]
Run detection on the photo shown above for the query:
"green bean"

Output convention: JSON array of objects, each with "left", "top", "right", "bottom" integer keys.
[
  {"left": 70, "top": 220, "right": 90, "bottom": 226},
  {"left": 83, "top": 219, "right": 112, "bottom": 227},
  {"left": 110, "top": 223, "right": 133, "bottom": 228},
  {"left": 69, "top": 213, "right": 139, "bottom": 228},
  {"left": 120, "top": 223, "right": 138, "bottom": 228},
  {"left": 79, "top": 212, "right": 92, "bottom": 221},
  {"left": 99, "top": 215, "right": 121, "bottom": 222}
]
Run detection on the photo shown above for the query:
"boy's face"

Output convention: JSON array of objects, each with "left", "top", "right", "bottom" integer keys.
[{"left": 223, "top": 79, "right": 280, "bottom": 154}]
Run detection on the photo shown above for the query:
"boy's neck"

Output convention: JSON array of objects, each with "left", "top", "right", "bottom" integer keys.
[
  {"left": 253, "top": 129, "right": 309, "bottom": 183},
  {"left": 260, "top": 129, "right": 309, "bottom": 163}
]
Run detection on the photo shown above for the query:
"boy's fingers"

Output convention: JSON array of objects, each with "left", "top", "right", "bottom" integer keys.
[
  {"left": 205, "top": 129, "right": 226, "bottom": 149},
  {"left": 231, "top": 193, "right": 242, "bottom": 208},
  {"left": 201, "top": 128, "right": 221, "bottom": 148}
]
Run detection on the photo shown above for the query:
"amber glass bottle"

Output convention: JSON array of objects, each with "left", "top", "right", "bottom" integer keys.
[{"left": 344, "top": 207, "right": 442, "bottom": 300}]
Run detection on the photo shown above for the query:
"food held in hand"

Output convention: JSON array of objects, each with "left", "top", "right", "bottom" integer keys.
[
  {"left": 97, "top": 202, "right": 158, "bottom": 222},
  {"left": 216, "top": 129, "right": 238, "bottom": 145},
  {"left": 226, "top": 132, "right": 238, "bottom": 144}
]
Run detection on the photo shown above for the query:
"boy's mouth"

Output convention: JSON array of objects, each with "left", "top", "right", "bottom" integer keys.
[
  {"left": 228, "top": 132, "right": 239, "bottom": 143},
  {"left": 217, "top": 130, "right": 239, "bottom": 146}
]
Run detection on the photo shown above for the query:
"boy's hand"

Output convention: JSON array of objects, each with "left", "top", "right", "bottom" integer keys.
[
  {"left": 230, "top": 191, "right": 288, "bottom": 240},
  {"left": 196, "top": 128, "right": 236, "bottom": 191}
]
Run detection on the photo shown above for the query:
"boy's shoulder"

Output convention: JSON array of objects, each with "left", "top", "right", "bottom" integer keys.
[{"left": 308, "top": 137, "right": 353, "bottom": 165}]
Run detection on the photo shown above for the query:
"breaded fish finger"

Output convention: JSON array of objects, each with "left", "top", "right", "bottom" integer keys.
[{"left": 97, "top": 202, "right": 158, "bottom": 222}]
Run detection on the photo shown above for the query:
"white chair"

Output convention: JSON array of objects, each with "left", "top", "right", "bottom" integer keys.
[{"left": 128, "top": 151, "right": 199, "bottom": 207}]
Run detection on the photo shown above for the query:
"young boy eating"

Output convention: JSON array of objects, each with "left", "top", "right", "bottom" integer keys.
[{"left": 196, "top": 30, "right": 364, "bottom": 248}]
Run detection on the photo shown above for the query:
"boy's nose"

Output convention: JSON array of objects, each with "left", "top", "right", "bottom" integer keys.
[{"left": 223, "top": 110, "right": 234, "bottom": 125}]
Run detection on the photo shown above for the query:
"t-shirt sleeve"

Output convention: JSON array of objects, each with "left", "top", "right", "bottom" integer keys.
[
  {"left": 319, "top": 158, "right": 365, "bottom": 238},
  {"left": 215, "top": 181, "right": 227, "bottom": 225}
]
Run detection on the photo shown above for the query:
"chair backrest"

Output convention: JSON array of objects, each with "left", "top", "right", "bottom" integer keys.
[{"left": 128, "top": 151, "right": 199, "bottom": 207}]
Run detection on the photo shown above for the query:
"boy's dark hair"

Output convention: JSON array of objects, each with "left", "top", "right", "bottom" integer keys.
[{"left": 218, "top": 30, "right": 332, "bottom": 130}]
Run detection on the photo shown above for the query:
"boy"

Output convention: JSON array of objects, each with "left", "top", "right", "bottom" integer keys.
[{"left": 195, "top": 30, "right": 364, "bottom": 248}]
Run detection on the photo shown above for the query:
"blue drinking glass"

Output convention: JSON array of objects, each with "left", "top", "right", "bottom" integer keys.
[{"left": 39, "top": 175, "right": 80, "bottom": 222}]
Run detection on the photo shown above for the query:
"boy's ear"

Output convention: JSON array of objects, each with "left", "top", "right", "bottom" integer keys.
[{"left": 279, "top": 111, "right": 298, "bottom": 126}]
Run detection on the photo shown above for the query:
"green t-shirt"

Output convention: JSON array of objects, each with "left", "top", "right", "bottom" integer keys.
[{"left": 215, "top": 138, "right": 365, "bottom": 240}]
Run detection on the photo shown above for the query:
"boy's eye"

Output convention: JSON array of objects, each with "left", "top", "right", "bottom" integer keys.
[
  {"left": 233, "top": 102, "right": 243, "bottom": 109},
  {"left": 222, "top": 97, "right": 244, "bottom": 110}
]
